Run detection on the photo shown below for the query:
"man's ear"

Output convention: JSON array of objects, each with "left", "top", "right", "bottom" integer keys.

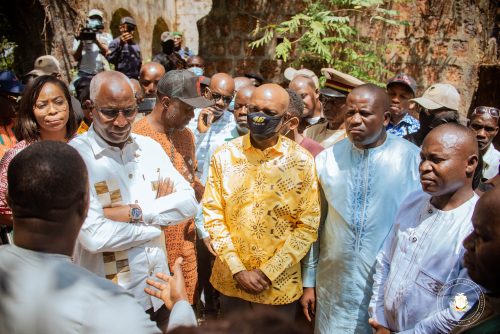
[
  {"left": 383, "top": 110, "right": 391, "bottom": 127},
  {"left": 288, "top": 116, "right": 300, "bottom": 131},
  {"left": 466, "top": 154, "right": 479, "bottom": 177},
  {"left": 204, "top": 87, "right": 212, "bottom": 99},
  {"left": 161, "top": 96, "right": 171, "bottom": 109}
]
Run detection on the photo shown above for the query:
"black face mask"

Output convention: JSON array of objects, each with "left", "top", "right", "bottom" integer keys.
[{"left": 247, "top": 112, "right": 284, "bottom": 140}]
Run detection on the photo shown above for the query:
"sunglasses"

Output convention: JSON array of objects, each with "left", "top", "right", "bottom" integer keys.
[
  {"left": 207, "top": 89, "right": 233, "bottom": 105},
  {"left": 472, "top": 106, "right": 499, "bottom": 119},
  {"left": 96, "top": 106, "right": 137, "bottom": 120}
]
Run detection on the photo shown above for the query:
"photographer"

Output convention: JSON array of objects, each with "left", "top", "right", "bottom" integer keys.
[
  {"left": 107, "top": 16, "right": 142, "bottom": 79},
  {"left": 72, "top": 9, "right": 111, "bottom": 78}
]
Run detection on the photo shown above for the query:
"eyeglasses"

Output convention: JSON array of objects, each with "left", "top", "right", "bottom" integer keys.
[
  {"left": 207, "top": 89, "right": 233, "bottom": 105},
  {"left": 472, "top": 106, "right": 499, "bottom": 119},
  {"left": 96, "top": 106, "right": 137, "bottom": 120}
]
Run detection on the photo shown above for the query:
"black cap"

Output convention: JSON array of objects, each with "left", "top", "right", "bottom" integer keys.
[
  {"left": 120, "top": 16, "right": 136, "bottom": 26},
  {"left": 157, "top": 70, "right": 213, "bottom": 108},
  {"left": 387, "top": 72, "right": 417, "bottom": 95},
  {"left": 320, "top": 87, "right": 345, "bottom": 98}
]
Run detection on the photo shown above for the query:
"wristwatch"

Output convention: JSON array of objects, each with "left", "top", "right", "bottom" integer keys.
[{"left": 129, "top": 205, "right": 142, "bottom": 223}]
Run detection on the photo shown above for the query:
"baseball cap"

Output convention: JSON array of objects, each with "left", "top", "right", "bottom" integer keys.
[
  {"left": 120, "top": 16, "right": 136, "bottom": 26},
  {"left": 27, "top": 55, "right": 61, "bottom": 76},
  {"left": 0, "top": 70, "right": 24, "bottom": 94},
  {"left": 161, "top": 31, "right": 174, "bottom": 42},
  {"left": 321, "top": 68, "right": 364, "bottom": 95},
  {"left": 88, "top": 9, "right": 103, "bottom": 19},
  {"left": 410, "top": 83, "right": 460, "bottom": 111},
  {"left": 284, "top": 67, "right": 319, "bottom": 89},
  {"left": 387, "top": 72, "right": 417, "bottom": 95},
  {"left": 157, "top": 70, "right": 213, "bottom": 108}
]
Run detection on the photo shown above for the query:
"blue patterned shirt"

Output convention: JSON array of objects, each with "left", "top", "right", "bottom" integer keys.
[{"left": 386, "top": 113, "right": 420, "bottom": 137}]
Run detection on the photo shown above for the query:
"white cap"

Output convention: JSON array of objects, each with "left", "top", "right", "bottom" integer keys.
[
  {"left": 284, "top": 67, "right": 319, "bottom": 89},
  {"left": 88, "top": 9, "right": 104, "bottom": 19},
  {"left": 411, "top": 83, "right": 460, "bottom": 111}
]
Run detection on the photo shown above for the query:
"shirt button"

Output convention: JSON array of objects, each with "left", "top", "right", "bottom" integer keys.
[
  {"left": 129, "top": 173, "right": 133, "bottom": 179},
  {"left": 428, "top": 208, "right": 433, "bottom": 214},
  {"left": 412, "top": 237, "right": 417, "bottom": 243},
  {"left": 149, "top": 271, "right": 153, "bottom": 276}
]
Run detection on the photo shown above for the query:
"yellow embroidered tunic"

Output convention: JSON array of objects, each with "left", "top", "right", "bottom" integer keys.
[{"left": 203, "top": 134, "right": 320, "bottom": 305}]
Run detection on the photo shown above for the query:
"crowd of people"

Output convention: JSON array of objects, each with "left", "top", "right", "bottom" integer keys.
[{"left": 0, "top": 8, "right": 499, "bottom": 334}]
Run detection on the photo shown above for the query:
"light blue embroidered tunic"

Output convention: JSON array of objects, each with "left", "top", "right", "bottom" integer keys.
[{"left": 309, "top": 134, "right": 421, "bottom": 334}]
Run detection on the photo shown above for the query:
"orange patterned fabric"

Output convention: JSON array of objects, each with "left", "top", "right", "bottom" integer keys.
[{"left": 132, "top": 117, "right": 203, "bottom": 304}]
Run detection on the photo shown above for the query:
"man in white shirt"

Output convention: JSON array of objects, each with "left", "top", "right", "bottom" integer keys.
[
  {"left": 0, "top": 141, "right": 196, "bottom": 334},
  {"left": 70, "top": 70, "right": 197, "bottom": 328},
  {"left": 369, "top": 124, "right": 480, "bottom": 333},
  {"left": 468, "top": 106, "right": 499, "bottom": 179}
]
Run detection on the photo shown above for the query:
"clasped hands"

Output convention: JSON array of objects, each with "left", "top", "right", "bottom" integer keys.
[{"left": 234, "top": 269, "right": 271, "bottom": 294}]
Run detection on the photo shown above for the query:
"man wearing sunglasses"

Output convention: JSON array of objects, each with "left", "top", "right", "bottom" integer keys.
[
  {"left": 468, "top": 106, "right": 499, "bottom": 179},
  {"left": 69, "top": 70, "right": 198, "bottom": 329},
  {"left": 194, "top": 72, "right": 235, "bottom": 178}
]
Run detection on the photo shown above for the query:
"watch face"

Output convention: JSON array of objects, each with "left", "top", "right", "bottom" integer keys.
[{"left": 131, "top": 207, "right": 142, "bottom": 220}]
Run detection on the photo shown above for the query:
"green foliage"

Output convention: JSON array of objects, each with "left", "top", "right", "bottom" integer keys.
[
  {"left": 0, "top": 37, "right": 16, "bottom": 71},
  {"left": 249, "top": 0, "right": 408, "bottom": 85}
]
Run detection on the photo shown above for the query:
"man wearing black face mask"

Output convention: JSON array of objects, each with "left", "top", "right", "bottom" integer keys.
[
  {"left": 202, "top": 83, "right": 320, "bottom": 320},
  {"left": 405, "top": 83, "right": 461, "bottom": 147},
  {"left": 153, "top": 32, "right": 185, "bottom": 72}
]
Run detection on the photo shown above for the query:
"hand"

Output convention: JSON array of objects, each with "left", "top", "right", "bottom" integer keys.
[
  {"left": 156, "top": 177, "right": 175, "bottom": 199},
  {"left": 234, "top": 269, "right": 271, "bottom": 294},
  {"left": 368, "top": 318, "right": 391, "bottom": 334},
  {"left": 300, "top": 287, "right": 316, "bottom": 322},
  {"left": 197, "top": 107, "right": 215, "bottom": 133},
  {"left": 202, "top": 236, "right": 217, "bottom": 256},
  {"left": 120, "top": 32, "right": 134, "bottom": 44},
  {"left": 145, "top": 257, "right": 189, "bottom": 310}
]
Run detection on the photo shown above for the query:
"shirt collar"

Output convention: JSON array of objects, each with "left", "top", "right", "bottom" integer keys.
[
  {"left": 242, "top": 133, "right": 285, "bottom": 155},
  {"left": 87, "top": 125, "right": 137, "bottom": 157}
]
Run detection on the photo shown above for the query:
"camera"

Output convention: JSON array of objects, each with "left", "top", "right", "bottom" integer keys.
[{"left": 76, "top": 18, "right": 104, "bottom": 41}]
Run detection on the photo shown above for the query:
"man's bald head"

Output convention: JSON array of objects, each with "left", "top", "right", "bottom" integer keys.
[
  {"left": 140, "top": 62, "right": 165, "bottom": 78},
  {"left": 420, "top": 123, "right": 479, "bottom": 199},
  {"left": 349, "top": 83, "right": 390, "bottom": 115},
  {"left": 289, "top": 75, "right": 316, "bottom": 91},
  {"left": 423, "top": 123, "right": 479, "bottom": 158},
  {"left": 139, "top": 62, "right": 165, "bottom": 98},
  {"left": 234, "top": 77, "right": 254, "bottom": 92},
  {"left": 250, "top": 83, "right": 290, "bottom": 115},
  {"left": 210, "top": 73, "right": 235, "bottom": 93},
  {"left": 235, "top": 85, "right": 255, "bottom": 103},
  {"left": 90, "top": 70, "right": 135, "bottom": 106}
]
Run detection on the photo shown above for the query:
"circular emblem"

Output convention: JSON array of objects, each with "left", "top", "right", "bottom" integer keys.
[{"left": 436, "top": 278, "right": 485, "bottom": 327}]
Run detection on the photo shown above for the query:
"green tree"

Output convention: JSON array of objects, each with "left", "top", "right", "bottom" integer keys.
[{"left": 249, "top": 0, "right": 408, "bottom": 85}]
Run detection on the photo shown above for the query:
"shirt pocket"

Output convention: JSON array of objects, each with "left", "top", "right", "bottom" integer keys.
[{"left": 415, "top": 269, "right": 444, "bottom": 297}]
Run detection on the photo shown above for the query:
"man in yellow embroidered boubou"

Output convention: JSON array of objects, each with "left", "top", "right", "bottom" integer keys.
[{"left": 202, "top": 83, "right": 320, "bottom": 319}]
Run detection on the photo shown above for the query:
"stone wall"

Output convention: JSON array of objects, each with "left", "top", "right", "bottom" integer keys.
[
  {"left": 88, "top": 0, "right": 212, "bottom": 60},
  {"left": 198, "top": 0, "right": 498, "bottom": 116}
]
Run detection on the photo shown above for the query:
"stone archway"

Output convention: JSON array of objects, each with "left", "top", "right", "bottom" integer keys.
[
  {"left": 110, "top": 8, "right": 140, "bottom": 44},
  {"left": 151, "top": 18, "right": 169, "bottom": 58}
]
